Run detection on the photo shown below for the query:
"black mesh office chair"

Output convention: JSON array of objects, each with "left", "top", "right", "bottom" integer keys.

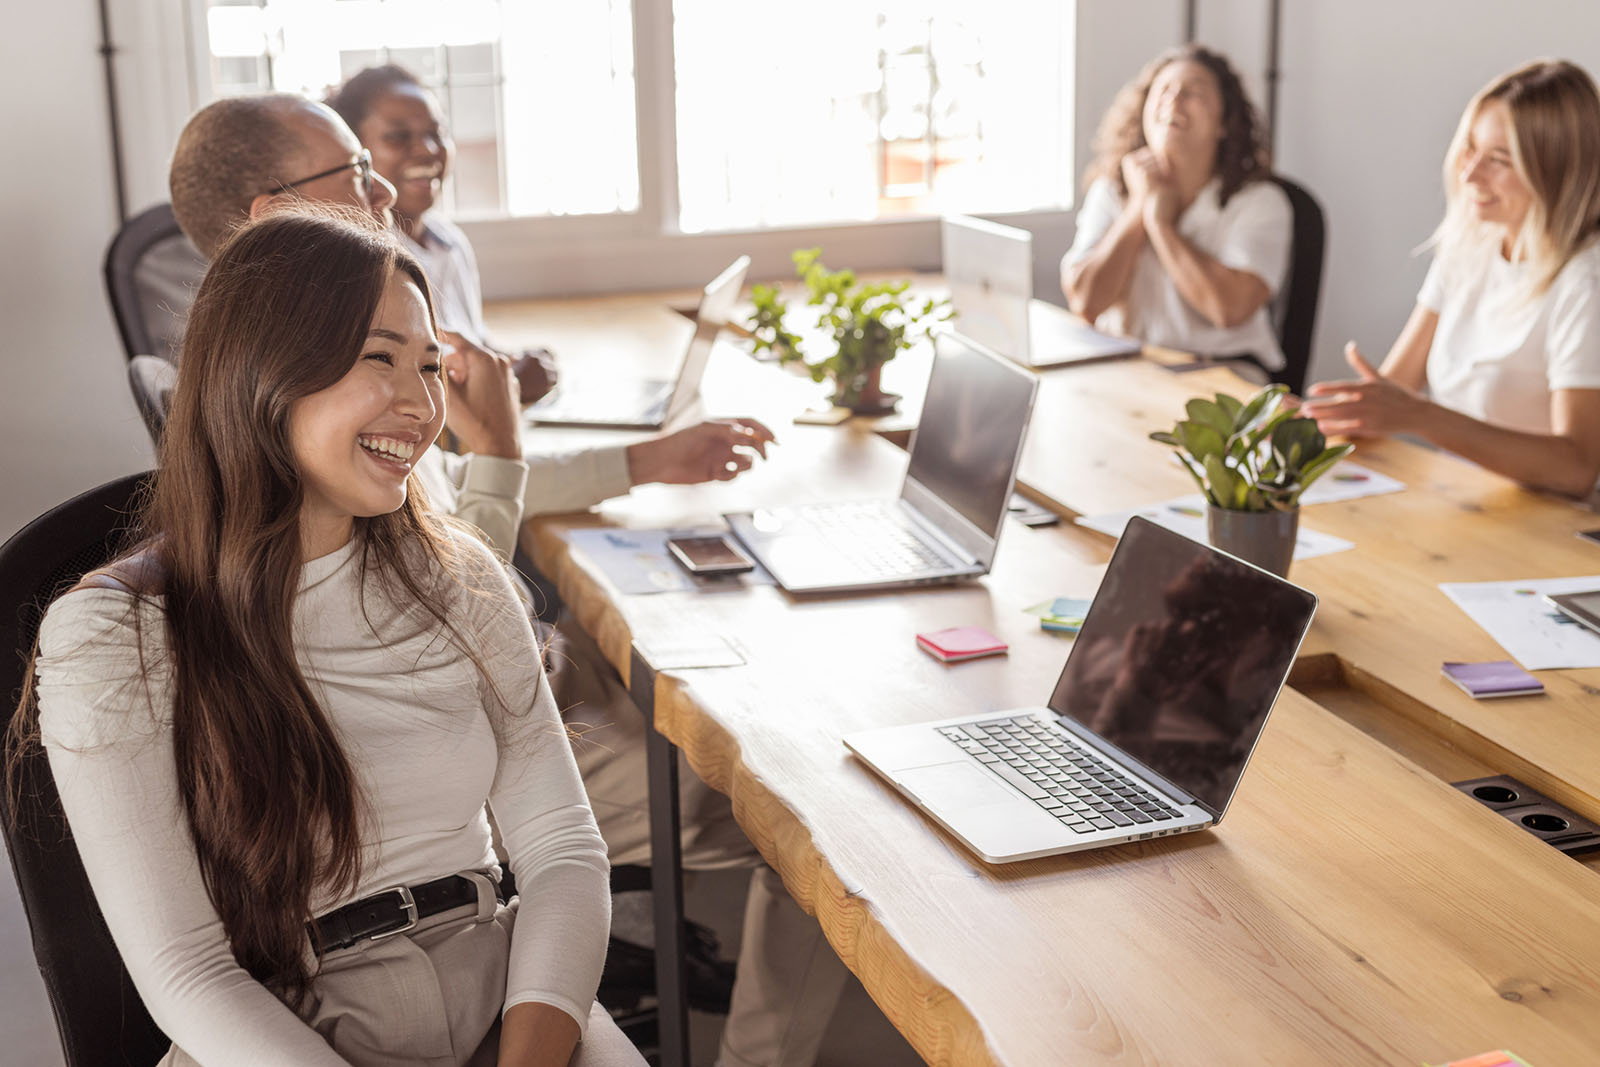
[
  {"left": 103, "top": 203, "right": 198, "bottom": 365},
  {"left": 126, "top": 356, "right": 176, "bottom": 448},
  {"left": 105, "top": 203, "right": 201, "bottom": 448},
  {"left": 1268, "top": 175, "right": 1327, "bottom": 396},
  {"left": 0, "top": 472, "right": 167, "bottom": 1067}
]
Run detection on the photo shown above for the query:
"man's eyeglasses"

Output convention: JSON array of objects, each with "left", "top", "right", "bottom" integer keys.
[{"left": 274, "top": 149, "right": 375, "bottom": 195}]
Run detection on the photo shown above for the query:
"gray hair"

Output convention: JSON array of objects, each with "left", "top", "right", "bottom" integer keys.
[{"left": 169, "top": 93, "right": 306, "bottom": 258}]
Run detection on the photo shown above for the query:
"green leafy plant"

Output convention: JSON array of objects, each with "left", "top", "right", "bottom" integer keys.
[
  {"left": 748, "top": 248, "right": 951, "bottom": 408},
  {"left": 1149, "top": 384, "right": 1354, "bottom": 512}
]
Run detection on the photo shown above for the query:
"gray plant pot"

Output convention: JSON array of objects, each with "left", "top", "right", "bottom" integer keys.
[{"left": 1206, "top": 506, "right": 1299, "bottom": 576}]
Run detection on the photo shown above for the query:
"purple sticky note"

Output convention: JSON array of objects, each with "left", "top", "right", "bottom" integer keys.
[{"left": 1441, "top": 661, "right": 1545, "bottom": 699}]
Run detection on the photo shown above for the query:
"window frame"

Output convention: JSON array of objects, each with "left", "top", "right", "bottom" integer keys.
[
  {"left": 124, "top": 0, "right": 1108, "bottom": 298},
  {"left": 459, "top": 0, "right": 1080, "bottom": 296}
]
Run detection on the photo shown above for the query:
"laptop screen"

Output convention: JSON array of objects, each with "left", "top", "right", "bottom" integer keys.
[
  {"left": 666, "top": 256, "right": 750, "bottom": 416},
  {"left": 1047, "top": 518, "right": 1317, "bottom": 817},
  {"left": 940, "top": 215, "right": 1033, "bottom": 361},
  {"left": 904, "top": 332, "right": 1037, "bottom": 540}
]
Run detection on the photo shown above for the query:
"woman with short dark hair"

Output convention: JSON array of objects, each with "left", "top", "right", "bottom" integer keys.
[{"left": 1062, "top": 45, "right": 1291, "bottom": 372}]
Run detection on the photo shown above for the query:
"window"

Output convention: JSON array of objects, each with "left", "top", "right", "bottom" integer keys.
[
  {"left": 195, "top": 0, "right": 1072, "bottom": 234},
  {"left": 199, "top": 0, "right": 639, "bottom": 219},
  {"left": 672, "top": 1, "right": 1075, "bottom": 232}
]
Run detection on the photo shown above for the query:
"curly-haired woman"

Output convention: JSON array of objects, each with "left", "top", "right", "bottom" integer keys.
[{"left": 1061, "top": 45, "right": 1290, "bottom": 373}]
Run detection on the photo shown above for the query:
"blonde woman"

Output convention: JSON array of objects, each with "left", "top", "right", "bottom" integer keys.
[{"left": 1304, "top": 60, "right": 1600, "bottom": 497}]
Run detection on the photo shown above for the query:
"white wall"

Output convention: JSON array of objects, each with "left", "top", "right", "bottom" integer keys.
[
  {"left": 1196, "top": 0, "right": 1600, "bottom": 385},
  {"left": 0, "top": 4, "right": 153, "bottom": 543},
  {"left": 0, "top": 4, "right": 138, "bottom": 1059}
]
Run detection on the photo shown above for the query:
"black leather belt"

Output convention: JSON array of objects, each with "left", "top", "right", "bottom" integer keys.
[{"left": 310, "top": 873, "right": 503, "bottom": 954}]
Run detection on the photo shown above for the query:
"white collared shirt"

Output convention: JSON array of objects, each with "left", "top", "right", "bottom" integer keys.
[
  {"left": 401, "top": 213, "right": 489, "bottom": 342},
  {"left": 1064, "top": 176, "right": 1292, "bottom": 369}
]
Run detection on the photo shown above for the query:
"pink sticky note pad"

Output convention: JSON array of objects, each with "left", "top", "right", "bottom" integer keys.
[
  {"left": 1438, "top": 1051, "right": 1533, "bottom": 1067},
  {"left": 916, "top": 626, "right": 1008, "bottom": 664}
]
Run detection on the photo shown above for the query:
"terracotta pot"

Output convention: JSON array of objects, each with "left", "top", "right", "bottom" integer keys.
[
  {"left": 1205, "top": 506, "right": 1298, "bottom": 576},
  {"left": 832, "top": 361, "right": 900, "bottom": 415}
]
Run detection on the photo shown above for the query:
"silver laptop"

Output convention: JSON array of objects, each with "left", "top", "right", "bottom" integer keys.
[
  {"left": 941, "top": 214, "right": 1141, "bottom": 368},
  {"left": 845, "top": 516, "right": 1317, "bottom": 863},
  {"left": 725, "top": 330, "right": 1037, "bottom": 596},
  {"left": 528, "top": 255, "right": 750, "bottom": 430}
]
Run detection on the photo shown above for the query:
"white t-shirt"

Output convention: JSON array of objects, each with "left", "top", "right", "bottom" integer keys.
[
  {"left": 1063, "top": 176, "right": 1292, "bottom": 369},
  {"left": 1418, "top": 240, "right": 1600, "bottom": 435}
]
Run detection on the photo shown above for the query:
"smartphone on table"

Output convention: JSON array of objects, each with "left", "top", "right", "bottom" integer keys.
[{"left": 666, "top": 534, "right": 755, "bottom": 576}]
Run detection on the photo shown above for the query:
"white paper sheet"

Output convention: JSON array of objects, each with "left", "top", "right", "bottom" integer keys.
[
  {"left": 1438, "top": 575, "right": 1600, "bottom": 670},
  {"left": 1076, "top": 494, "right": 1355, "bottom": 561},
  {"left": 1295, "top": 461, "right": 1407, "bottom": 505}
]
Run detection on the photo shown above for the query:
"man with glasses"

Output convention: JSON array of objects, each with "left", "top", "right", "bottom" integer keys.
[{"left": 169, "top": 94, "right": 396, "bottom": 258}]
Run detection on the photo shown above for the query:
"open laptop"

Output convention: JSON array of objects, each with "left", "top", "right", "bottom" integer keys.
[
  {"left": 527, "top": 255, "right": 750, "bottom": 430},
  {"left": 725, "top": 330, "right": 1038, "bottom": 595},
  {"left": 845, "top": 516, "right": 1317, "bottom": 863},
  {"left": 941, "top": 214, "right": 1141, "bottom": 368}
]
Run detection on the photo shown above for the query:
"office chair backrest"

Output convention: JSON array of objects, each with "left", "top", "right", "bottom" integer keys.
[
  {"left": 0, "top": 472, "right": 168, "bottom": 1067},
  {"left": 1268, "top": 174, "right": 1327, "bottom": 396},
  {"left": 127, "top": 356, "right": 178, "bottom": 448},
  {"left": 104, "top": 203, "right": 204, "bottom": 365}
]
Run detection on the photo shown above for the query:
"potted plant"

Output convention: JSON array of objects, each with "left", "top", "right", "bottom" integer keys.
[
  {"left": 748, "top": 248, "right": 951, "bottom": 415},
  {"left": 1149, "top": 384, "right": 1353, "bottom": 575}
]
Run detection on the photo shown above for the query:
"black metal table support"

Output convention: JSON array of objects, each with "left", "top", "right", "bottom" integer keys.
[{"left": 632, "top": 644, "right": 690, "bottom": 1067}]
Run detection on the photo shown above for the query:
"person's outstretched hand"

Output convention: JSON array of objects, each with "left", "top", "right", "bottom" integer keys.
[
  {"left": 1301, "top": 342, "right": 1429, "bottom": 438},
  {"left": 626, "top": 418, "right": 777, "bottom": 485}
]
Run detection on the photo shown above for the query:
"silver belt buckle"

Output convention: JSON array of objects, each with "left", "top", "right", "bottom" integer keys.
[{"left": 368, "top": 885, "right": 419, "bottom": 941}]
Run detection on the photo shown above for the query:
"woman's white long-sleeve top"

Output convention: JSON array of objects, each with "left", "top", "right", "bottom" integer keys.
[{"left": 33, "top": 529, "right": 609, "bottom": 1065}]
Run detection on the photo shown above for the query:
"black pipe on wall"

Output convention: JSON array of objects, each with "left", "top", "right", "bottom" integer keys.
[{"left": 97, "top": 0, "right": 128, "bottom": 223}]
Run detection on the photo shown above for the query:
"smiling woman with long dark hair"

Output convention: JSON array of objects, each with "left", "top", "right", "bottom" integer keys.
[{"left": 6, "top": 207, "right": 641, "bottom": 1066}]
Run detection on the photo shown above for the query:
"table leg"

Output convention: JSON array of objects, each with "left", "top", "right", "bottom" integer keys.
[{"left": 632, "top": 645, "right": 690, "bottom": 1067}]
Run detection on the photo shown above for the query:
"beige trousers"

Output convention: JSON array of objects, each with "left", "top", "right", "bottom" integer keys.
[
  {"left": 552, "top": 620, "right": 851, "bottom": 1067},
  {"left": 159, "top": 873, "right": 644, "bottom": 1066}
]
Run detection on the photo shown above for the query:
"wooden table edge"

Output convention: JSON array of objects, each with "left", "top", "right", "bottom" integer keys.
[{"left": 522, "top": 515, "right": 1004, "bottom": 1065}]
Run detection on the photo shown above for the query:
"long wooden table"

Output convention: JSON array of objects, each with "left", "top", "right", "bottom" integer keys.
[{"left": 494, "top": 291, "right": 1600, "bottom": 1066}]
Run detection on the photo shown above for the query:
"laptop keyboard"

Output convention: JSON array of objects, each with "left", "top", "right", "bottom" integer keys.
[
  {"left": 937, "top": 716, "right": 1183, "bottom": 834},
  {"left": 776, "top": 502, "right": 950, "bottom": 578}
]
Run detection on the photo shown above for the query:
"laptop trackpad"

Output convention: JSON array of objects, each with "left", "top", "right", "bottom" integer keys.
[{"left": 898, "top": 761, "right": 1017, "bottom": 811}]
